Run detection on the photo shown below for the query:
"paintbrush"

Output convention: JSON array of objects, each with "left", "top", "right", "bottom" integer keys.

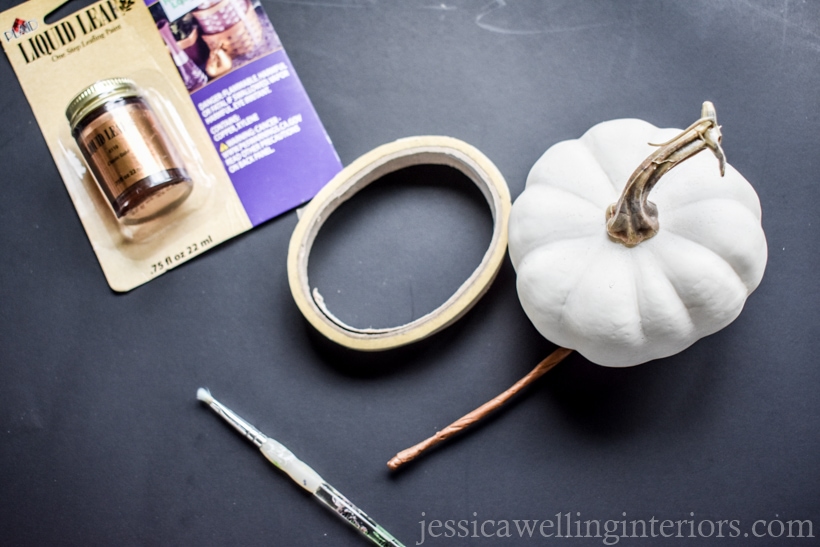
[{"left": 197, "top": 388, "right": 405, "bottom": 547}]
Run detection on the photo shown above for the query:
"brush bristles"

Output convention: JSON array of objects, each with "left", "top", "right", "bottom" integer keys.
[{"left": 197, "top": 387, "right": 214, "bottom": 404}]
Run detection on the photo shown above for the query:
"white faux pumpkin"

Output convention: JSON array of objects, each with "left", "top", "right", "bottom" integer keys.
[{"left": 509, "top": 103, "right": 767, "bottom": 367}]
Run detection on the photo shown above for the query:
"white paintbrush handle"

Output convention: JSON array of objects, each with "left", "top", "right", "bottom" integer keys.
[{"left": 260, "top": 438, "right": 324, "bottom": 493}]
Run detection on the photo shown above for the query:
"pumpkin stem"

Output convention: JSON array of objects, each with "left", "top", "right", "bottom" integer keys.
[
  {"left": 605, "top": 101, "right": 725, "bottom": 246},
  {"left": 387, "top": 347, "right": 573, "bottom": 470}
]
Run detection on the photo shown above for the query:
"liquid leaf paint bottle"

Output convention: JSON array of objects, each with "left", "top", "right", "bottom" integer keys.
[{"left": 66, "top": 78, "right": 193, "bottom": 223}]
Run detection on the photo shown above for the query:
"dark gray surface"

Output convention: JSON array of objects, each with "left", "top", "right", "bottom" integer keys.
[{"left": 1, "top": 1, "right": 819, "bottom": 545}]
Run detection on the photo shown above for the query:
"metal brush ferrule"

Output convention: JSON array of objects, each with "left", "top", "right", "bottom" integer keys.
[{"left": 207, "top": 398, "right": 268, "bottom": 447}]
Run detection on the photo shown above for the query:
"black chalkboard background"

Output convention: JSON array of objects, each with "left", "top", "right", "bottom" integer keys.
[{"left": 1, "top": 1, "right": 818, "bottom": 545}]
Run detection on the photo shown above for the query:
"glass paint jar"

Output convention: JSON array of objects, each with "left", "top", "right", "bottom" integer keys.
[{"left": 66, "top": 78, "right": 192, "bottom": 223}]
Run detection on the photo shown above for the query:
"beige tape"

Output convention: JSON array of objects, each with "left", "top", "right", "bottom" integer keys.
[{"left": 287, "top": 136, "right": 511, "bottom": 351}]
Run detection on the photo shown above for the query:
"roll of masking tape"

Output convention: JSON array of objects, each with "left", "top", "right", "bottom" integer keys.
[{"left": 287, "top": 136, "right": 511, "bottom": 351}]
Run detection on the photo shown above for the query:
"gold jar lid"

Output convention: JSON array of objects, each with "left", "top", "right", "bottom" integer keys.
[{"left": 65, "top": 78, "right": 141, "bottom": 131}]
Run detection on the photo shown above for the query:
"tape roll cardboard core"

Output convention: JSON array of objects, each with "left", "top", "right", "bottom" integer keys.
[{"left": 287, "top": 136, "right": 511, "bottom": 351}]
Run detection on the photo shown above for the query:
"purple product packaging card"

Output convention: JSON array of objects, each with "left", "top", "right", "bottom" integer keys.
[
  {"left": 147, "top": 0, "right": 341, "bottom": 226},
  {"left": 193, "top": 51, "right": 341, "bottom": 225}
]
